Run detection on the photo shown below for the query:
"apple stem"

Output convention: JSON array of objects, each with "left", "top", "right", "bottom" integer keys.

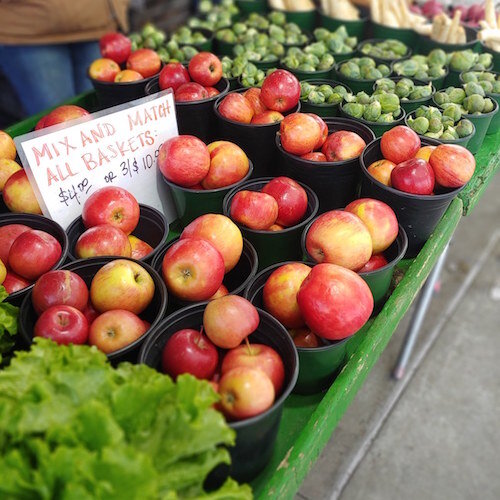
[
  {"left": 244, "top": 336, "right": 252, "bottom": 355},
  {"left": 198, "top": 326, "right": 204, "bottom": 343}
]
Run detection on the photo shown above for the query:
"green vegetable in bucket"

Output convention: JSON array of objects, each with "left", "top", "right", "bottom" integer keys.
[
  {"left": 313, "top": 26, "right": 357, "bottom": 54},
  {"left": 378, "top": 113, "right": 395, "bottom": 123},
  {"left": 299, "top": 81, "right": 349, "bottom": 105},
  {"left": 455, "top": 119, "right": 474, "bottom": 137},
  {"left": 449, "top": 51, "right": 493, "bottom": 72},
  {"left": 464, "top": 81, "right": 485, "bottom": 97},
  {"left": 407, "top": 116, "right": 429, "bottom": 134},
  {"left": 443, "top": 103, "right": 463, "bottom": 122},
  {"left": 360, "top": 39, "right": 409, "bottom": 60},
  {"left": 342, "top": 102, "right": 364, "bottom": 118},
  {"left": 363, "top": 100, "right": 382, "bottom": 121},
  {"left": 374, "top": 78, "right": 396, "bottom": 92},
  {"left": 427, "top": 49, "right": 447, "bottom": 67},
  {"left": 374, "top": 92, "right": 400, "bottom": 113},
  {"left": 338, "top": 58, "right": 390, "bottom": 80},
  {"left": 393, "top": 53, "right": 446, "bottom": 82},
  {"left": 282, "top": 46, "right": 335, "bottom": 72}
]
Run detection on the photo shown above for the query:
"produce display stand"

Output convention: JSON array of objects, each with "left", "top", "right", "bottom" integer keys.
[{"left": 5, "top": 91, "right": 499, "bottom": 499}]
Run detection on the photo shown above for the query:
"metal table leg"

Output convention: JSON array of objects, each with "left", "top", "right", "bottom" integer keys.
[{"left": 392, "top": 244, "right": 450, "bottom": 380}]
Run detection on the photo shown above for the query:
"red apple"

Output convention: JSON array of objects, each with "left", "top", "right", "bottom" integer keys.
[
  {"left": 2, "top": 271, "right": 31, "bottom": 294},
  {"left": 391, "top": 158, "right": 435, "bottom": 195},
  {"left": 126, "top": 48, "right": 161, "bottom": 78},
  {"left": 221, "top": 343, "right": 285, "bottom": 394},
  {"left": 301, "top": 152, "right": 327, "bottom": 162},
  {"left": 34, "top": 116, "right": 46, "bottom": 131},
  {"left": 321, "top": 131, "right": 366, "bottom": 162},
  {"left": 159, "top": 62, "right": 191, "bottom": 91},
  {"left": 358, "top": 254, "right": 388, "bottom": 273},
  {"left": 128, "top": 235, "right": 153, "bottom": 260},
  {"left": 260, "top": 69, "right": 300, "bottom": 112},
  {"left": 203, "top": 141, "right": 250, "bottom": 190},
  {"left": 262, "top": 176, "right": 308, "bottom": 227},
  {"left": 243, "top": 87, "right": 267, "bottom": 115},
  {"left": 89, "top": 58, "right": 120, "bottom": 82},
  {"left": 289, "top": 327, "right": 321, "bottom": 348},
  {"left": 82, "top": 186, "right": 140, "bottom": 235},
  {"left": 82, "top": 301, "right": 100, "bottom": 325},
  {"left": 89, "top": 309, "right": 147, "bottom": 353},
  {"left": 3, "top": 169, "right": 42, "bottom": 214},
  {"left": 175, "top": 82, "right": 209, "bottom": 102},
  {"left": 230, "top": 190, "right": 278, "bottom": 230},
  {"left": 99, "top": 32, "right": 132, "bottom": 64},
  {"left": 205, "top": 87, "right": 220, "bottom": 97},
  {"left": 181, "top": 213, "right": 243, "bottom": 273},
  {"left": 306, "top": 113, "right": 328, "bottom": 149},
  {"left": 367, "top": 159, "right": 396, "bottom": 186},
  {"left": 203, "top": 295, "right": 259, "bottom": 349},
  {"left": 34, "top": 305, "right": 88, "bottom": 345},
  {"left": 251, "top": 110, "right": 284, "bottom": 124},
  {"left": 263, "top": 262, "right": 311, "bottom": 328},
  {"left": 306, "top": 210, "right": 372, "bottom": 271},
  {"left": 9, "top": 229, "right": 62, "bottom": 280},
  {"left": 380, "top": 126, "right": 421, "bottom": 164},
  {"left": 269, "top": 223, "right": 284, "bottom": 231},
  {"left": 297, "top": 263, "right": 374, "bottom": 340},
  {"left": 345, "top": 198, "right": 398, "bottom": 254},
  {"left": 0, "top": 159, "right": 22, "bottom": 193},
  {"left": 188, "top": 52, "right": 222, "bottom": 86},
  {"left": 280, "top": 113, "right": 321, "bottom": 156},
  {"left": 162, "top": 328, "right": 219, "bottom": 379},
  {"left": 0, "top": 130, "right": 16, "bottom": 160},
  {"left": 219, "top": 367, "right": 275, "bottom": 420},
  {"left": 429, "top": 144, "right": 475, "bottom": 188},
  {"left": 75, "top": 224, "right": 131, "bottom": 259},
  {"left": 114, "top": 69, "right": 143, "bottom": 82},
  {"left": 90, "top": 259, "right": 155, "bottom": 314},
  {"left": 157, "top": 135, "right": 210, "bottom": 187},
  {"left": 32, "top": 270, "right": 89, "bottom": 315},
  {"left": 42, "top": 105, "right": 89, "bottom": 128},
  {"left": 162, "top": 238, "right": 225, "bottom": 301},
  {"left": 0, "top": 223, "right": 30, "bottom": 264},
  {"left": 218, "top": 93, "right": 254, "bottom": 124},
  {"left": 210, "top": 284, "right": 229, "bottom": 299}
]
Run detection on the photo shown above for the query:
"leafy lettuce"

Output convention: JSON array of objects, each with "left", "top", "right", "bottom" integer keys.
[
  {"left": 0, "top": 338, "right": 252, "bottom": 499},
  {"left": 0, "top": 286, "right": 18, "bottom": 364}
]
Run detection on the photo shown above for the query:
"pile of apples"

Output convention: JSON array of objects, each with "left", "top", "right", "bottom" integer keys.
[
  {"left": 158, "top": 135, "right": 250, "bottom": 189},
  {"left": 90, "top": 32, "right": 161, "bottom": 83},
  {"left": 305, "top": 198, "right": 400, "bottom": 273},
  {"left": 217, "top": 69, "right": 300, "bottom": 125},
  {"left": 229, "top": 176, "right": 308, "bottom": 231},
  {"left": 367, "top": 126, "right": 476, "bottom": 195},
  {"left": 75, "top": 187, "right": 153, "bottom": 260},
  {"left": 31, "top": 259, "right": 156, "bottom": 354},
  {"left": 161, "top": 214, "right": 243, "bottom": 302},
  {"left": 263, "top": 260, "right": 373, "bottom": 346},
  {"left": 279, "top": 112, "right": 367, "bottom": 162},
  {"left": 162, "top": 295, "right": 284, "bottom": 421},
  {"left": 0, "top": 223, "right": 62, "bottom": 294},
  {"left": 159, "top": 52, "right": 223, "bottom": 101}
]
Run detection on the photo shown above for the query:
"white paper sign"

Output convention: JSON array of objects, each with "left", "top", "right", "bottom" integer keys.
[{"left": 15, "top": 90, "right": 178, "bottom": 229}]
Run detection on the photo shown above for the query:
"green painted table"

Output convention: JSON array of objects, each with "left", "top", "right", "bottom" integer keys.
[{"left": 6, "top": 92, "right": 499, "bottom": 500}]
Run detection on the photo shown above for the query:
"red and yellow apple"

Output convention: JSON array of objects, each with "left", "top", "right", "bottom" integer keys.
[
  {"left": 159, "top": 62, "right": 191, "bottom": 91},
  {"left": 0, "top": 159, "right": 22, "bottom": 192},
  {"left": 415, "top": 145, "right": 436, "bottom": 162},
  {"left": 218, "top": 93, "right": 254, "bottom": 124},
  {"left": 380, "top": 126, "right": 420, "bottom": 164},
  {"left": 391, "top": 158, "right": 435, "bottom": 195},
  {"left": 0, "top": 223, "right": 30, "bottom": 264},
  {"left": 188, "top": 52, "right": 222, "bottom": 86},
  {"left": 42, "top": 105, "right": 89, "bottom": 128},
  {"left": 358, "top": 254, "right": 389, "bottom": 273},
  {"left": 174, "top": 82, "right": 209, "bottom": 102},
  {"left": 34, "top": 305, "right": 89, "bottom": 345},
  {"left": 301, "top": 152, "right": 327, "bottom": 162},
  {"left": 260, "top": 69, "right": 300, "bottom": 112},
  {"left": 0, "top": 131, "right": 16, "bottom": 160},
  {"left": 75, "top": 224, "right": 131, "bottom": 259},
  {"left": 114, "top": 69, "right": 143, "bottom": 82},
  {"left": 230, "top": 190, "right": 278, "bottom": 230},
  {"left": 306, "top": 113, "right": 328, "bottom": 150},
  {"left": 3, "top": 170, "right": 41, "bottom": 214},
  {"left": 366, "top": 159, "right": 396, "bottom": 186},
  {"left": 429, "top": 144, "right": 475, "bottom": 188},
  {"left": 280, "top": 113, "right": 321, "bottom": 156},
  {"left": 89, "top": 58, "right": 121, "bottom": 82},
  {"left": 126, "top": 48, "right": 161, "bottom": 77},
  {"left": 128, "top": 235, "right": 153, "bottom": 260},
  {"left": 243, "top": 87, "right": 267, "bottom": 115},
  {"left": 99, "top": 32, "right": 132, "bottom": 64},
  {"left": 2, "top": 271, "right": 31, "bottom": 293},
  {"left": 321, "top": 131, "right": 366, "bottom": 162},
  {"left": 251, "top": 110, "right": 284, "bottom": 124}
]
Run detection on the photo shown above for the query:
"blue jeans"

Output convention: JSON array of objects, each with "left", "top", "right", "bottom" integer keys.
[{"left": 0, "top": 42, "right": 100, "bottom": 116}]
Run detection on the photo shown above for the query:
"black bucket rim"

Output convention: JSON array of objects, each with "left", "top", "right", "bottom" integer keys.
[
  {"left": 372, "top": 76, "right": 436, "bottom": 105},
  {"left": 339, "top": 101, "right": 407, "bottom": 128},
  {"left": 432, "top": 94, "right": 499, "bottom": 119},
  {"left": 137, "top": 301, "right": 299, "bottom": 429},
  {"left": 360, "top": 136, "right": 467, "bottom": 201},
  {"left": 334, "top": 59, "right": 395, "bottom": 85},
  {"left": 274, "top": 116, "right": 375, "bottom": 168},
  {"left": 357, "top": 38, "right": 412, "bottom": 64},
  {"left": 299, "top": 78, "right": 353, "bottom": 109},
  {"left": 18, "top": 255, "right": 168, "bottom": 361},
  {"left": 222, "top": 177, "right": 319, "bottom": 236},
  {"left": 65, "top": 203, "right": 169, "bottom": 262}
]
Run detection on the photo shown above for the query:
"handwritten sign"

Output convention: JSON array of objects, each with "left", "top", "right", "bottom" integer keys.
[{"left": 15, "top": 90, "right": 178, "bottom": 229}]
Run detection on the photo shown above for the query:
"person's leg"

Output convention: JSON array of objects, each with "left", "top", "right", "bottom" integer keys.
[
  {"left": 0, "top": 44, "right": 75, "bottom": 116},
  {"left": 69, "top": 41, "right": 101, "bottom": 94}
]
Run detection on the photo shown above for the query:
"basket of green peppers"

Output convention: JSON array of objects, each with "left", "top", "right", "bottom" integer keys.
[
  {"left": 300, "top": 79, "right": 351, "bottom": 117},
  {"left": 281, "top": 45, "right": 335, "bottom": 80},
  {"left": 335, "top": 57, "right": 392, "bottom": 93},
  {"left": 445, "top": 50, "right": 493, "bottom": 87},
  {"left": 433, "top": 84, "right": 498, "bottom": 153},
  {"left": 339, "top": 89, "right": 406, "bottom": 137},
  {"left": 238, "top": 64, "right": 276, "bottom": 89},
  {"left": 406, "top": 106, "right": 475, "bottom": 150},
  {"left": 171, "top": 27, "right": 213, "bottom": 52},
  {"left": 460, "top": 70, "right": 500, "bottom": 133},
  {"left": 373, "top": 77, "right": 435, "bottom": 114},
  {"left": 233, "top": 32, "right": 285, "bottom": 70},
  {"left": 358, "top": 39, "right": 411, "bottom": 65},
  {"left": 392, "top": 49, "right": 448, "bottom": 90},
  {"left": 313, "top": 26, "right": 358, "bottom": 63}
]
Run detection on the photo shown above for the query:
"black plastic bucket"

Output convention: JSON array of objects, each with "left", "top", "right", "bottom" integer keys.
[
  {"left": 360, "top": 137, "right": 464, "bottom": 257},
  {"left": 18, "top": 256, "right": 168, "bottom": 363},
  {"left": 151, "top": 236, "right": 258, "bottom": 312},
  {"left": 137, "top": 302, "right": 298, "bottom": 482},
  {"left": 1, "top": 213, "right": 69, "bottom": 307},
  {"left": 214, "top": 88, "right": 301, "bottom": 178},
  {"left": 65, "top": 204, "right": 169, "bottom": 264},
  {"left": 275, "top": 117, "right": 375, "bottom": 212},
  {"left": 222, "top": 178, "right": 319, "bottom": 270},
  {"left": 146, "top": 77, "right": 230, "bottom": 143},
  {"left": 244, "top": 261, "right": 349, "bottom": 394}
]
